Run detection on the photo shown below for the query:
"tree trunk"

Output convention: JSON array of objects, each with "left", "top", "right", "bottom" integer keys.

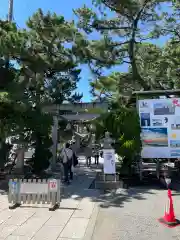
[
  {"left": 51, "top": 116, "right": 58, "bottom": 170},
  {"left": 14, "top": 147, "right": 25, "bottom": 174}
]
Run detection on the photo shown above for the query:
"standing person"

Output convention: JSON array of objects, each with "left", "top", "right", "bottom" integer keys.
[
  {"left": 100, "top": 150, "right": 103, "bottom": 158},
  {"left": 71, "top": 141, "right": 78, "bottom": 167},
  {"left": 94, "top": 147, "right": 99, "bottom": 165},
  {"left": 85, "top": 146, "right": 92, "bottom": 167},
  {"left": 60, "top": 143, "right": 73, "bottom": 184}
]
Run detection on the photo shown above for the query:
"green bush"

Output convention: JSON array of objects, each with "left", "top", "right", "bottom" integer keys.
[{"left": 94, "top": 106, "right": 141, "bottom": 174}]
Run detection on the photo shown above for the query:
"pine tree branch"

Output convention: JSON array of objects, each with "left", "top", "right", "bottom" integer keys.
[
  {"left": 102, "top": 0, "right": 134, "bottom": 20},
  {"left": 92, "top": 23, "right": 131, "bottom": 31}
]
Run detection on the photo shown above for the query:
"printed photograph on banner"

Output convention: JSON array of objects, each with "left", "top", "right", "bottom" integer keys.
[
  {"left": 170, "top": 140, "right": 180, "bottom": 148},
  {"left": 171, "top": 132, "right": 177, "bottom": 139},
  {"left": 163, "top": 117, "right": 168, "bottom": 124},
  {"left": 152, "top": 117, "right": 168, "bottom": 127},
  {"left": 169, "top": 131, "right": 180, "bottom": 140},
  {"left": 139, "top": 100, "right": 151, "bottom": 113},
  {"left": 140, "top": 113, "right": 150, "bottom": 126},
  {"left": 152, "top": 119, "right": 163, "bottom": 126},
  {"left": 141, "top": 127, "right": 168, "bottom": 147},
  {"left": 171, "top": 116, "right": 180, "bottom": 130},
  {"left": 153, "top": 102, "right": 175, "bottom": 115},
  {"left": 139, "top": 101, "right": 149, "bottom": 109},
  {"left": 170, "top": 149, "right": 180, "bottom": 157}
]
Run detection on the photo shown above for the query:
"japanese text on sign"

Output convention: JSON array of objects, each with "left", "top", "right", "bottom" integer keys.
[
  {"left": 49, "top": 179, "right": 57, "bottom": 192},
  {"left": 103, "top": 149, "right": 116, "bottom": 174}
]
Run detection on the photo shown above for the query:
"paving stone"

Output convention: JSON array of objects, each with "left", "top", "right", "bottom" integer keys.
[
  {"left": 0, "top": 203, "right": 9, "bottom": 210},
  {"left": 33, "top": 225, "right": 64, "bottom": 240},
  {"left": 0, "top": 224, "right": 18, "bottom": 239},
  {"left": 60, "top": 198, "right": 80, "bottom": 209},
  {"left": 0, "top": 209, "right": 12, "bottom": 225},
  {"left": 72, "top": 198, "right": 94, "bottom": 219},
  {"left": 60, "top": 218, "right": 89, "bottom": 239},
  {"left": 5, "top": 210, "right": 34, "bottom": 226},
  {"left": 6, "top": 236, "right": 32, "bottom": 240},
  {"left": 33, "top": 207, "right": 53, "bottom": 218},
  {"left": 57, "top": 238, "right": 81, "bottom": 240},
  {"left": 12, "top": 216, "right": 50, "bottom": 238},
  {"left": 45, "top": 209, "right": 73, "bottom": 226}
]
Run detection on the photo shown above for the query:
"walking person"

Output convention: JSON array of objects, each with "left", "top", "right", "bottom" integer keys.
[
  {"left": 100, "top": 150, "right": 103, "bottom": 158},
  {"left": 85, "top": 146, "right": 92, "bottom": 167},
  {"left": 60, "top": 143, "right": 73, "bottom": 184},
  {"left": 94, "top": 148, "right": 99, "bottom": 165},
  {"left": 70, "top": 141, "right": 79, "bottom": 167}
]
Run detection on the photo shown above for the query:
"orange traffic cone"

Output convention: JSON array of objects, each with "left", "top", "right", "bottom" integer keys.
[{"left": 158, "top": 189, "right": 180, "bottom": 228}]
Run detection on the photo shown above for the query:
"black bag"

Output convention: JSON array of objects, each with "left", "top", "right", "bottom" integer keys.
[{"left": 73, "top": 153, "right": 78, "bottom": 167}]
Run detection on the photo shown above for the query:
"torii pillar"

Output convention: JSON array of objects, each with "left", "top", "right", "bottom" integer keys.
[{"left": 51, "top": 115, "right": 58, "bottom": 170}]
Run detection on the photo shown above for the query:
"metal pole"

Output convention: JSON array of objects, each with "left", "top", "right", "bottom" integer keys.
[
  {"left": 5, "top": 0, "right": 14, "bottom": 69},
  {"left": 8, "top": 0, "right": 14, "bottom": 22}
]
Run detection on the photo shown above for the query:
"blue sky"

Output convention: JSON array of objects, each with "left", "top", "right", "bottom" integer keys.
[{"left": 0, "top": 1, "right": 170, "bottom": 102}]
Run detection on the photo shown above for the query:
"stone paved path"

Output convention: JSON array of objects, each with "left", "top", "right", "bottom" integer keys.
[
  {"left": 91, "top": 186, "right": 180, "bottom": 240},
  {"left": 3, "top": 155, "right": 180, "bottom": 240},
  {"left": 0, "top": 157, "right": 101, "bottom": 240}
]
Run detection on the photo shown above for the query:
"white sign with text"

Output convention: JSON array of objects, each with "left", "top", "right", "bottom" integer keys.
[
  {"left": 49, "top": 179, "right": 58, "bottom": 192},
  {"left": 103, "top": 149, "right": 116, "bottom": 174}
]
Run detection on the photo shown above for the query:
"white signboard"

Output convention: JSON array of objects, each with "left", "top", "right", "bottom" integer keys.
[
  {"left": 103, "top": 149, "right": 116, "bottom": 174},
  {"left": 48, "top": 179, "right": 58, "bottom": 192},
  {"left": 138, "top": 98, "right": 180, "bottom": 158}
]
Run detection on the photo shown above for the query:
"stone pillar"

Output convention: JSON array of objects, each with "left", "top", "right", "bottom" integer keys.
[{"left": 51, "top": 116, "right": 58, "bottom": 169}]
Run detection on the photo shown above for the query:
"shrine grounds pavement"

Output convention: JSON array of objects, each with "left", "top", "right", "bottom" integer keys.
[
  {"left": 1, "top": 157, "right": 180, "bottom": 239},
  {"left": 0, "top": 156, "right": 102, "bottom": 240}
]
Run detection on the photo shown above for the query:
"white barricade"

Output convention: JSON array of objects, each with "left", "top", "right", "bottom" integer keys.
[{"left": 8, "top": 178, "right": 61, "bottom": 211}]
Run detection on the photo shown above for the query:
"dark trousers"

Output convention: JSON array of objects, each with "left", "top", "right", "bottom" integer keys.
[
  {"left": 63, "top": 162, "right": 73, "bottom": 182},
  {"left": 86, "top": 157, "right": 91, "bottom": 166},
  {"left": 95, "top": 155, "right": 99, "bottom": 165}
]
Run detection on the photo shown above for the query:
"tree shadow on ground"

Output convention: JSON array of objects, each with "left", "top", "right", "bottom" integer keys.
[
  {"left": 1, "top": 161, "right": 179, "bottom": 210},
  {"left": 61, "top": 163, "right": 168, "bottom": 209}
]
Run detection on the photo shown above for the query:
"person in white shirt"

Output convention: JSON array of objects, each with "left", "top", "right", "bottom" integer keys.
[{"left": 60, "top": 142, "right": 73, "bottom": 184}]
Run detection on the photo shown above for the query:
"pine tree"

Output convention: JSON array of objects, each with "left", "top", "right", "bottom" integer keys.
[
  {"left": 73, "top": 0, "right": 179, "bottom": 100},
  {"left": 0, "top": 10, "right": 82, "bottom": 173}
]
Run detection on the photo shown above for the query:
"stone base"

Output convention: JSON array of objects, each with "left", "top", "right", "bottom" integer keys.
[
  {"left": 95, "top": 180, "right": 122, "bottom": 190},
  {"left": 96, "top": 173, "right": 119, "bottom": 181},
  {"left": 94, "top": 172, "right": 127, "bottom": 190}
]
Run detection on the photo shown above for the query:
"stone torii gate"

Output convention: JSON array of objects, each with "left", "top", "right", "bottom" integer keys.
[{"left": 46, "top": 101, "right": 109, "bottom": 169}]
